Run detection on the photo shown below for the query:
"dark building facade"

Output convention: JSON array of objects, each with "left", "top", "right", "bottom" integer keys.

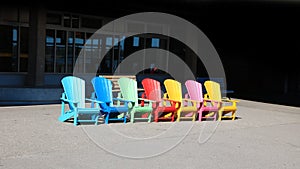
[{"left": 1, "top": 1, "right": 300, "bottom": 106}]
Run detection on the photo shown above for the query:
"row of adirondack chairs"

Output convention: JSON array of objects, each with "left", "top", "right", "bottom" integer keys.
[{"left": 59, "top": 76, "right": 239, "bottom": 126}]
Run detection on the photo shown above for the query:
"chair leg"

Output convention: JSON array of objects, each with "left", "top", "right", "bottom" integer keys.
[
  {"left": 192, "top": 112, "right": 196, "bottom": 121},
  {"left": 105, "top": 113, "right": 110, "bottom": 124},
  {"left": 123, "top": 112, "right": 127, "bottom": 123},
  {"left": 95, "top": 114, "right": 99, "bottom": 125},
  {"left": 198, "top": 110, "right": 203, "bottom": 122},
  {"left": 61, "top": 101, "right": 65, "bottom": 117},
  {"left": 213, "top": 111, "right": 217, "bottom": 121},
  {"left": 154, "top": 110, "right": 159, "bottom": 122},
  {"left": 147, "top": 112, "right": 152, "bottom": 123},
  {"left": 217, "top": 111, "right": 222, "bottom": 121},
  {"left": 74, "top": 113, "right": 78, "bottom": 126},
  {"left": 171, "top": 112, "right": 175, "bottom": 122},
  {"left": 130, "top": 109, "right": 135, "bottom": 123},
  {"left": 176, "top": 111, "right": 181, "bottom": 122},
  {"left": 231, "top": 111, "right": 236, "bottom": 120}
]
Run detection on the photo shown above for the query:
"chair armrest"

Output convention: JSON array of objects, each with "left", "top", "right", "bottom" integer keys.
[
  {"left": 203, "top": 98, "right": 222, "bottom": 108},
  {"left": 85, "top": 98, "right": 104, "bottom": 104},
  {"left": 182, "top": 98, "right": 200, "bottom": 107},
  {"left": 60, "top": 93, "right": 79, "bottom": 104},
  {"left": 113, "top": 97, "right": 132, "bottom": 103},
  {"left": 182, "top": 98, "right": 201, "bottom": 103},
  {"left": 224, "top": 99, "right": 239, "bottom": 102},
  {"left": 138, "top": 98, "right": 156, "bottom": 102},
  {"left": 61, "top": 98, "right": 79, "bottom": 104},
  {"left": 162, "top": 98, "right": 181, "bottom": 108},
  {"left": 162, "top": 98, "right": 178, "bottom": 103},
  {"left": 222, "top": 98, "right": 239, "bottom": 107},
  {"left": 137, "top": 98, "right": 154, "bottom": 107},
  {"left": 222, "top": 98, "right": 239, "bottom": 103}
]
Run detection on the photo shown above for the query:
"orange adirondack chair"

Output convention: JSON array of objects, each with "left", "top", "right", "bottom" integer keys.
[{"left": 141, "top": 78, "right": 180, "bottom": 122}]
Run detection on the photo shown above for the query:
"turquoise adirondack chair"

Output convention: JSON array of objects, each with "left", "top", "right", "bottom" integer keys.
[
  {"left": 118, "top": 77, "right": 153, "bottom": 123},
  {"left": 91, "top": 76, "right": 130, "bottom": 124},
  {"left": 59, "top": 76, "right": 102, "bottom": 126}
]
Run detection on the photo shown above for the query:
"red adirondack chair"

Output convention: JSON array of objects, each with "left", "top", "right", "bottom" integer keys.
[{"left": 141, "top": 78, "right": 181, "bottom": 122}]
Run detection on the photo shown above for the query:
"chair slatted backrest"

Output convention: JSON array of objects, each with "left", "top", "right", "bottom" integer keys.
[
  {"left": 185, "top": 80, "right": 203, "bottom": 103},
  {"left": 204, "top": 80, "right": 222, "bottom": 102},
  {"left": 141, "top": 78, "right": 162, "bottom": 102},
  {"left": 100, "top": 75, "right": 136, "bottom": 91},
  {"left": 91, "top": 76, "right": 113, "bottom": 104},
  {"left": 61, "top": 76, "right": 85, "bottom": 109},
  {"left": 118, "top": 77, "right": 138, "bottom": 105},
  {"left": 164, "top": 79, "right": 182, "bottom": 102}
]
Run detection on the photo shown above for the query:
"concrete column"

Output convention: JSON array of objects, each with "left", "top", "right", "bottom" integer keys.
[{"left": 26, "top": 6, "right": 46, "bottom": 87}]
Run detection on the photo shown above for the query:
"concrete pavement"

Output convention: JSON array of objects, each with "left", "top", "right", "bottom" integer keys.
[{"left": 0, "top": 99, "right": 299, "bottom": 169}]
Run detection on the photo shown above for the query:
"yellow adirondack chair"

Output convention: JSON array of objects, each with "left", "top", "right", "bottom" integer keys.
[
  {"left": 204, "top": 80, "right": 239, "bottom": 121},
  {"left": 164, "top": 79, "right": 199, "bottom": 122}
]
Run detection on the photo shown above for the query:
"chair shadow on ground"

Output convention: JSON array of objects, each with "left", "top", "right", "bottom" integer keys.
[
  {"left": 193, "top": 113, "right": 242, "bottom": 121},
  {"left": 63, "top": 115, "right": 242, "bottom": 125},
  {"left": 219, "top": 116, "right": 242, "bottom": 121}
]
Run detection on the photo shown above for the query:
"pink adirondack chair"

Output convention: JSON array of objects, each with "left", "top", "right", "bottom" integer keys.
[{"left": 185, "top": 80, "right": 220, "bottom": 121}]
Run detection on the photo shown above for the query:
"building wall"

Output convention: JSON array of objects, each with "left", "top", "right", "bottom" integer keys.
[{"left": 0, "top": 2, "right": 300, "bottom": 106}]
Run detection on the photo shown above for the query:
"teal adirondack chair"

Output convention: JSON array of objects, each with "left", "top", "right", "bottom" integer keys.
[
  {"left": 59, "top": 76, "right": 102, "bottom": 126},
  {"left": 118, "top": 77, "right": 153, "bottom": 123}
]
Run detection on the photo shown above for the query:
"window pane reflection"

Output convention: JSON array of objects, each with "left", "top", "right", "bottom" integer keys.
[
  {"left": 0, "top": 25, "right": 16, "bottom": 72},
  {"left": 20, "top": 27, "right": 28, "bottom": 72},
  {"left": 74, "top": 32, "right": 85, "bottom": 72},
  {"left": 45, "top": 29, "right": 55, "bottom": 72},
  {"left": 67, "top": 32, "right": 74, "bottom": 73},
  {"left": 55, "top": 30, "right": 66, "bottom": 73}
]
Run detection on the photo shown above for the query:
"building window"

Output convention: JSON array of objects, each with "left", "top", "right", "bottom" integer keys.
[
  {"left": 63, "top": 14, "right": 71, "bottom": 27},
  {"left": 0, "top": 7, "right": 18, "bottom": 22},
  {"left": 67, "top": 32, "right": 74, "bottom": 73},
  {"left": 55, "top": 30, "right": 66, "bottom": 73},
  {"left": 47, "top": 13, "right": 62, "bottom": 25},
  {"left": 20, "top": 27, "right": 29, "bottom": 72},
  {"left": 133, "top": 37, "right": 139, "bottom": 47},
  {"left": 72, "top": 15, "right": 79, "bottom": 28},
  {"left": 0, "top": 7, "right": 29, "bottom": 72},
  {"left": 0, "top": 25, "right": 28, "bottom": 72},
  {"left": 45, "top": 29, "right": 55, "bottom": 72},
  {"left": 81, "top": 17, "right": 102, "bottom": 29},
  {"left": 75, "top": 31, "right": 85, "bottom": 68},
  {"left": 45, "top": 30, "right": 88, "bottom": 73},
  {"left": 63, "top": 14, "right": 80, "bottom": 28},
  {"left": 151, "top": 38, "right": 160, "bottom": 48}
]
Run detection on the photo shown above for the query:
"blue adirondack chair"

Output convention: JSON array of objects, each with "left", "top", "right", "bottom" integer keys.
[
  {"left": 59, "top": 76, "right": 103, "bottom": 126},
  {"left": 91, "top": 76, "right": 130, "bottom": 124}
]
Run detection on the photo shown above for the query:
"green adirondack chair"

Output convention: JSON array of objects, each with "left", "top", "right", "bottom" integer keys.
[{"left": 118, "top": 77, "right": 154, "bottom": 123}]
